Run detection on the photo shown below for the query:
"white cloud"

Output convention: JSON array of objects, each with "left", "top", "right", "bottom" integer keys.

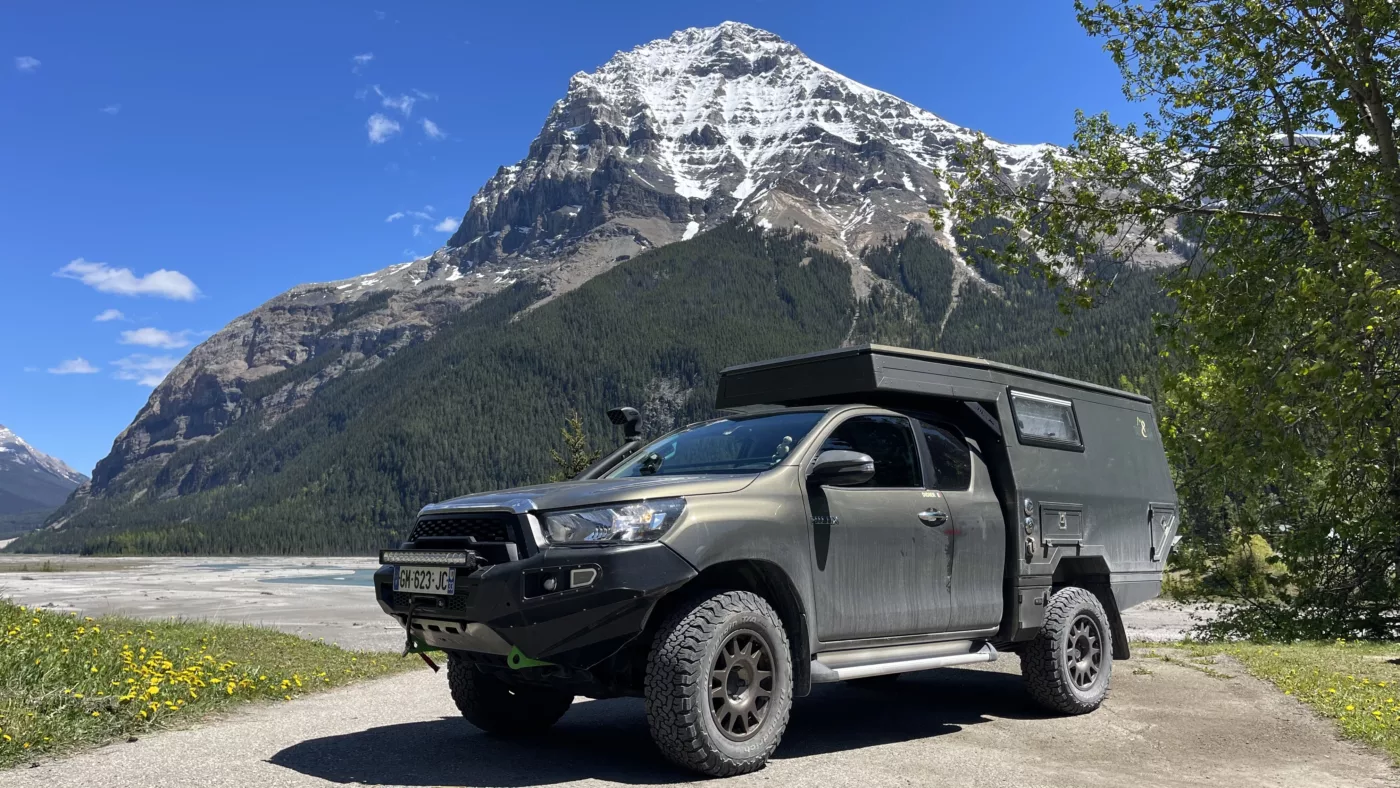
[
  {"left": 385, "top": 211, "right": 405, "bottom": 222},
  {"left": 112, "top": 354, "right": 180, "bottom": 387},
  {"left": 412, "top": 89, "right": 438, "bottom": 100},
  {"left": 434, "top": 217, "right": 460, "bottom": 233},
  {"left": 367, "top": 113, "right": 400, "bottom": 143},
  {"left": 408, "top": 210, "right": 434, "bottom": 221},
  {"left": 412, "top": 224, "right": 422, "bottom": 237},
  {"left": 422, "top": 118, "right": 446, "bottom": 140},
  {"left": 23, "top": 366, "right": 38, "bottom": 373},
  {"left": 15, "top": 56, "right": 40, "bottom": 73},
  {"left": 49, "top": 358, "right": 99, "bottom": 375},
  {"left": 119, "top": 327, "right": 193, "bottom": 349},
  {"left": 94, "top": 309, "right": 126, "bottom": 322},
  {"left": 351, "top": 52, "right": 374, "bottom": 74},
  {"left": 374, "top": 10, "right": 386, "bottom": 20},
  {"left": 375, "top": 85, "right": 416, "bottom": 117},
  {"left": 56, "top": 259, "right": 200, "bottom": 301},
  {"left": 100, "top": 104, "right": 122, "bottom": 115}
]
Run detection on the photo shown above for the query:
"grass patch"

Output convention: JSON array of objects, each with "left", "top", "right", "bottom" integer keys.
[
  {"left": 0, "top": 600, "right": 417, "bottom": 767},
  {"left": 1181, "top": 639, "right": 1400, "bottom": 763}
]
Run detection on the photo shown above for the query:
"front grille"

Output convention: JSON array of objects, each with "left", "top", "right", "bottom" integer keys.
[
  {"left": 393, "top": 590, "right": 471, "bottom": 612},
  {"left": 410, "top": 514, "right": 514, "bottom": 542}
]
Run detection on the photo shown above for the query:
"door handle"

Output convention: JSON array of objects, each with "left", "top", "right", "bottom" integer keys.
[{"left": 918, "top": 509, "right": 948, "bottom": 527}]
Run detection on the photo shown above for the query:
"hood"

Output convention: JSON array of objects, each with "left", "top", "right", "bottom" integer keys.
[{"left": 420, "top": 474, "right": 758, "bottom": 516}]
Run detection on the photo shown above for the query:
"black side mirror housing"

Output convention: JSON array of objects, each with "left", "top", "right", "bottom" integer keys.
[{"left": 808, "top": 450, "right": 876, "bottom": 487}]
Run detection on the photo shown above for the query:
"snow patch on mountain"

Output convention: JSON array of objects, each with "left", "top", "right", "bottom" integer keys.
[{"left": 0, "top": 425, "right": 86, "bottom": 486}]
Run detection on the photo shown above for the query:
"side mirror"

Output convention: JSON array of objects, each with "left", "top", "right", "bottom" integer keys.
[{"left": 808, "top": 450, "right": 875, "bottom": 487}]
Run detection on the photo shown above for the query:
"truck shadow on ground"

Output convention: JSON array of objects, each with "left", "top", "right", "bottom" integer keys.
[{"left": 269, "top": 667, "right": 1054, "bottom": 786}]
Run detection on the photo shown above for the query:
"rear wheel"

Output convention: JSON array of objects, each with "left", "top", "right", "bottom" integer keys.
[
  {"left": 447, "top": 652, "right": 573, "bottom": 735},
  {"left": 1021, "top": 586, "right": 1113, "bottom": 714},
  {"left": 644, "top": 590, "right": 793, "bottom": 777}
]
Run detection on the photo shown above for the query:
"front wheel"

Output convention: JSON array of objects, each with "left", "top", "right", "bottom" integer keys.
[
  {"left": 447, "top": 653, "right": 573, "bottom": 735},
  {"left": 644, "top": 590, "right": 793, "bottom": 777},
  {"left": 1021, "top": 586, "right": 1113, "bottom": 714}
]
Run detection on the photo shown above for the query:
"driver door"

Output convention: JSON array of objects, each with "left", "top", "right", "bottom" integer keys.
[{"left": 807, "top": 413, "right": 952, "bottom": 642}]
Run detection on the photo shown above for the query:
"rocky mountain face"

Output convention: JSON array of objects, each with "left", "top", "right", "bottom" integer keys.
[
  {"left": 72, "top": 22, "right": 1120, "bottom": 511},
  {"left": 0, "top": 424, "right": 86, "bottom": 515}
]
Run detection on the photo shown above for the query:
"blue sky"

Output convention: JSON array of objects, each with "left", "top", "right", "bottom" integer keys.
[{"left": 0, "top": 1, "right": 1137, "bottom": 474}]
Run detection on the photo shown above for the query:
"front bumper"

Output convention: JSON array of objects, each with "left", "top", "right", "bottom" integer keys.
[{"left": 375, "top": 541, "right": 696, "bottom": 669}]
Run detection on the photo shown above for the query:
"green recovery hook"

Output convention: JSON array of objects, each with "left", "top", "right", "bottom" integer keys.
[{"left": 507, "top": 646, "right": 554, "bottom": 669}]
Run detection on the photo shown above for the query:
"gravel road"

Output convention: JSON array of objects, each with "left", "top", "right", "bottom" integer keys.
[
  {"left": 4, "top": 650, "right": 1392, "bottom": 788},
  {"left": 0, "top": 556, "right": 1391, "bottom": 787}
]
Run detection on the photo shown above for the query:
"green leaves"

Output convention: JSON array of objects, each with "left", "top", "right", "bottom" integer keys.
[{"left": 957, "top": 0, "right": 1400, "bottom": 639}]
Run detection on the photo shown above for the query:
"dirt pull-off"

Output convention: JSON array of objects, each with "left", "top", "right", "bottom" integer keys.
[{"left": 4, "top": 650, "right": 1393, "bottom": 788}]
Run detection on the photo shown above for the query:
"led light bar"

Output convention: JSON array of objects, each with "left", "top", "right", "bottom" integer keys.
[{"left": 379, "top": 550, "right": 472, "bottom": 566}]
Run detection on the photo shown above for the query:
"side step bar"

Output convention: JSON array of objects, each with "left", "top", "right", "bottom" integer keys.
[{"left": 809, "top": 640, "right": 997, "bottom": 683}]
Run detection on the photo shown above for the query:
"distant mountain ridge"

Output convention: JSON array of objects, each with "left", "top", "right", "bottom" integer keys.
[
  {"left": 0, "top": 424, "right": 86, "bottom": 516},
  {"left": 23, "top": 23, "right": 1176, "bottom": 553},
  {"left": 76, "top": 22, "right": 1099, "bottom": 511}
]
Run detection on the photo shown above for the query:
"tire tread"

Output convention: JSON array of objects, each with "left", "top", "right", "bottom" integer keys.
[
  {"left": 1022, "top": 585, "right": 1113, "bottom": 715},
  {"left": 644, "top": 590, "right": 792, "bottom": 777}
]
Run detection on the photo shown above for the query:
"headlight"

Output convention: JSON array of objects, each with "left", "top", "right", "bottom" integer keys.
[{"left": 543, "top": 498, "right": 686, "bottom": 545}]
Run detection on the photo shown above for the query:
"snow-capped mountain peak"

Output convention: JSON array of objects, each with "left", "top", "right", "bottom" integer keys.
[
  {"left": 74, "top": 23, "right": 1075, "bottom": 505},
  {"left": 449, "top": 22, "right": 1053, "bottom": 265},
  {"left": 0, "top": 424, "right": 86, "bottom": 486}
]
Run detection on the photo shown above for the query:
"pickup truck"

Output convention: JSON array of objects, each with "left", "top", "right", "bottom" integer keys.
[{"left": 373, "top": 344, "right": 1178, "bottom": 776}]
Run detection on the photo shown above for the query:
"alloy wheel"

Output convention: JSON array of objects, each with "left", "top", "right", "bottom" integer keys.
[
  {"left": 709, "top": 628, "right": 775, "bottom": 741},
  {"left": 1065, "top": 613, "right": 1103, "bottom": 690}
]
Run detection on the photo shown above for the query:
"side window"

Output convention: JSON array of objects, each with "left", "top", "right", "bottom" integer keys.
[
  {"left": 920, "top": 421, "right": 972, "bottom": 490},
  {"left": 819, "top": 415, "right": 921, "bottom": 488},
  {"left": 1009, "top": 390, "right": 1082, "bottom": 449}
]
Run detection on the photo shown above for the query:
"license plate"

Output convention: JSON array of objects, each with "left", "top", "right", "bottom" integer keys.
[{"left": 394, "top": 565, "right": 456, "bottom": 595}]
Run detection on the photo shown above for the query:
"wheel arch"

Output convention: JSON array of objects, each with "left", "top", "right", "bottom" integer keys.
[
  {"left": 645, "top": 559, "right": 812, "bottom": 696},
  {"left": 1051, "top": 556, "right": 1130, "bottom": 660}
]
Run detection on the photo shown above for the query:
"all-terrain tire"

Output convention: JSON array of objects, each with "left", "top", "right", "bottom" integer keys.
[
  {"left": 447, "top": 652, "right": 573, "bottom": 735},
  {"left": 1022, "top": 586, "right": 1114, "bottom": 714},
  {"left": 644, "top": 590, "right": 793, "bottom": 777}
]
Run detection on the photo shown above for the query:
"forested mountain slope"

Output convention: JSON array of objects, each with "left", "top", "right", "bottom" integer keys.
[
  {"left": 71, "top": 22, "right": 1118, "bottom": 518},
  {"left": 14, "top": 223, "right": 1164, "bottom": 555}
]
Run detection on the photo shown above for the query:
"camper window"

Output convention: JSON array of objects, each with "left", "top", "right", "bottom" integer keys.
[{"left": 1009, "top": 390, "right": 1082, "bottom": 449}]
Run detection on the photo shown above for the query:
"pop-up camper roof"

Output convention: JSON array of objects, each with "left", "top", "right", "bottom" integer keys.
[{"left": 715, "top": 344, "right": 1152, "bottom": 410}]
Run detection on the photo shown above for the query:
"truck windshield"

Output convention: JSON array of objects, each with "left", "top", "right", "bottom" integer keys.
[{"left": 607, "top": 411, "right": 826, "bottom": 477}]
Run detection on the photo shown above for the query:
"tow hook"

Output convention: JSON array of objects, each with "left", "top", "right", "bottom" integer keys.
[
  {"left": 507, "top": 646, "right": 554, "bottom": 670},
  {"left": 401, "top": 599, "right": 441, "bottom": 671}
]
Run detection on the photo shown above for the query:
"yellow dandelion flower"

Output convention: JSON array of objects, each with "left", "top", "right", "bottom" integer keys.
[
  {"left": 1346, "top": 705, "right": 1355, "bottom": 711},
  {"left": 91, "top": 711, "right": 101, "bottom": 717}
]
